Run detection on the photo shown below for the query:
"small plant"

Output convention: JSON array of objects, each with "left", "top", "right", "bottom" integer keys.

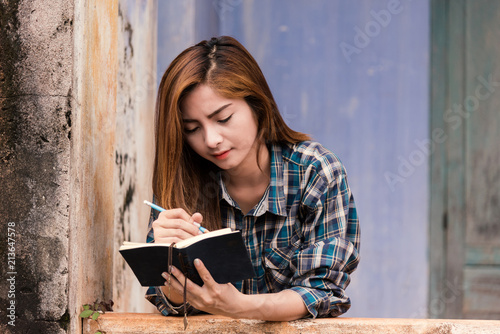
[{"left": 79, "top": 299, "right": 114, "bottom": 334}]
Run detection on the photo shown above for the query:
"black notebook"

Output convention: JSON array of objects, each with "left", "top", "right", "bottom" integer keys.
[{"left": 119, "top": 228, "right": 255, "bottom": 286}]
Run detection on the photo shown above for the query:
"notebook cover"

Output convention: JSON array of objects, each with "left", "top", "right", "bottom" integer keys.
[{"left": 119, "top": 231, "right": 254, "bottom": 286}]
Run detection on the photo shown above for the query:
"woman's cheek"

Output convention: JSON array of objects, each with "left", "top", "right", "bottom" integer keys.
[{"left": 185, "top": 137, "right": 202, "bottom": 155}]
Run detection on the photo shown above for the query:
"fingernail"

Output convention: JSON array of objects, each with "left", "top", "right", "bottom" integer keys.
[
  {"left": 194, "top": 259, "right": 201, "bottom": 266},
  {"left": 193, "top": 222, "right": 201, "bottom": 227},
  {"left": 162, "top": 272, "right": 168, "bottom": 279}
]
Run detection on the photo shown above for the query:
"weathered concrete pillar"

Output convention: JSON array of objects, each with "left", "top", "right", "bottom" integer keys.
[
  {"left": 1, "top": 1, "right": 74, "bottom": 332},
  {"left": 0, "top": 0, "right": 156, "bottom": 332}
]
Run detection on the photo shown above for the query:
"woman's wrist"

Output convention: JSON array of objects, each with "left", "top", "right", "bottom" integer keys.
[
  {"left": 160, "top": 285, "right": 184, "bottom": 306},
  {"left": 232, "top": 292, "right": 266, "bottom": 319}
]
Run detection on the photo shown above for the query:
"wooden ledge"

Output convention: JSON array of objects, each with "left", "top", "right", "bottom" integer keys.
[{"left": 83, "top": 313, "right": 500, "bottom": 334}]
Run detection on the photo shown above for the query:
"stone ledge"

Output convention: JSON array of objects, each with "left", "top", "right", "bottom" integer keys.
[{"left": 83, "top": 313, "right": 500, "bottom": 334}]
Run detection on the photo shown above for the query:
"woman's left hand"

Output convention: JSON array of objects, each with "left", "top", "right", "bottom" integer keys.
[
  {"left": 166, "top": 259, "right": 245, "bottom": 318},
  {"left": 164, "top": 258, "right": 308, "bottom": 320}
]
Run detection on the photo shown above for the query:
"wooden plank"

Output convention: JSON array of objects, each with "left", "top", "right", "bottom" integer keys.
[
  {"left": 463, "top": 266, "right": 500, "bottom": 319},
  {"left": 444, "top": 0, "right": 467, "bottom": 319},
  {"left": 429, "top": 0, "right": 450, "bottom": 319}
]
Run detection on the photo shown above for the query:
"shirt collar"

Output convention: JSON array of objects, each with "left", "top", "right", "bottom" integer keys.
[
  {"left": 218, "top": 142, "right": 288, "bottom": 217},
  {"left": 267, "top": 142, "right": 287, "bottom": 217},
  {"left": 219, "top": 173, "right": 236, "bottom": 207}
]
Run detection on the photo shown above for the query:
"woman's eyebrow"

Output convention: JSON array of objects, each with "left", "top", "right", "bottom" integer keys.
[{"left": 183, "top": 103, "right": 232, "bottom": 123}]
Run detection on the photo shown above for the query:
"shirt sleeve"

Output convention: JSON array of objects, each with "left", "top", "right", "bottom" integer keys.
[
  {"left": 143, "top": 198, "right": 201, "bottom": 316},
  {"left": 289, "top": 162, "right": 360, "bottom": 318}
]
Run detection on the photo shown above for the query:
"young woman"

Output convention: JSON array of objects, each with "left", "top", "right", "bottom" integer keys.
[{"left": 145, "top": 36, "right": 360, "bottom": 321}]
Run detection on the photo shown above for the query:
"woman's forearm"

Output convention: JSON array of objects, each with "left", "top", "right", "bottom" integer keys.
[
  {"left": 165, "top": 282, "right": 308, "bottom": 320},
  {"left": 234, "top": 289, "right": 309, "bottom": 321}
]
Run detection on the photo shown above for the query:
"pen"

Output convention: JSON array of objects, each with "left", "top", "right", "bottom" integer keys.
[{"left": 143, "top": 200, "right": 209, "bottom": 233}]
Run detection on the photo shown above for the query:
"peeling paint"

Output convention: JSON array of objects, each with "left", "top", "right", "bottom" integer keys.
[{"left": 112, "top": 0, "right": 156, "bottom": 314}]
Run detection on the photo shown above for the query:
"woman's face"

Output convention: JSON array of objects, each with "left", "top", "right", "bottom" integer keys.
[{"left": 181, "top": 84, "right": 260, "bottom": 173}]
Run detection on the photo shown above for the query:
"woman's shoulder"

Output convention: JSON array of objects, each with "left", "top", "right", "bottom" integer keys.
[
  {"left": 280, "top": 141, "right": 346, "bottom": 182},
  {"left": 281, "top": 140, "right": 342, "bottom": 166}
]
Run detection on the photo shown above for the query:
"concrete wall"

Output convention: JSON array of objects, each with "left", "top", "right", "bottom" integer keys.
[
  {"left": 0, "top": 1, "right": 74, "bottom": 332},
  {"left": 0, "top": 0, "right": 157, "bottom": 332}
]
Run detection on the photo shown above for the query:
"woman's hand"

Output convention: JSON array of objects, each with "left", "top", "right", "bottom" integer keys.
[
  {"left": 163, "top": 259, "right": 309, "bottom": 320},
  {"left": 165, "top": 259, "right": 246, "bottom": 318},
  {"left": 154, "top": 208, "right": 203, "bottom": 305},
  {"left": 152, "top": 208, "right": 203, "bottom": 244}
]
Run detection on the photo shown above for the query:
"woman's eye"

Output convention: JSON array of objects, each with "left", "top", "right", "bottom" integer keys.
[
  {"left": 184, "top": 127, "right": 198, "bottom": 134},
  {"left": 218, "top": 115, "right": 232, "bottom": 124}
]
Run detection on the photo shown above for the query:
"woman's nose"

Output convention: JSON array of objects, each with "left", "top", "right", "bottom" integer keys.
[{"left": 204, "top": 126, "right": 223, "bottom": 148}]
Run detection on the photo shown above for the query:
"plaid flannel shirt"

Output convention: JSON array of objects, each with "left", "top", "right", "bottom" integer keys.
[{"left": 145, "top": 141, "right": 360, "bottom": 318}]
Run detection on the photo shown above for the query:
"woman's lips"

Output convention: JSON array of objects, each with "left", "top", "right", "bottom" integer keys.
[{"left": 213, "top": 149, "right": 231, "bottom": 160}]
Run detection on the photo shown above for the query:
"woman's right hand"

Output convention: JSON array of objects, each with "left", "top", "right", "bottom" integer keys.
[
  {"left": 152, "top": 208, "right": 203, "bottom": 244},
  {"left": 153, "top": 208, "right": 203, "bottom": 305}
]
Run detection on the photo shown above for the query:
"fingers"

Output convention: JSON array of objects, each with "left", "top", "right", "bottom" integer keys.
[
  {"left": 193, "top": 258, "right": 217, "bottom": 287},
  {"left": 191, "top": 212, "right": 203, "bottom": 224},
  {"left": 165, "top": 266, "right": 198, "bottom": 299},
  {"left": 166, "top": 263, "right": 206, "bottom": 291},
  {"left": 161, "top": 269, "right": 185, "bottom": 305},
  {"left": 152, "top": 209, "right": 204, "bottom": 243},
  {"left": 165, "top": 259, "right": 213, "bottom": 288},
  {"left": 153, "top": 221, "right": 197, "bottom": 243},
  {"left": 173, "top": 259, "right": 239, "bottom": 316},
  {"left": 162, "top": 270, "right": 179, "bottom": 290},
  {"left": 161, "top": 208, "right": 192, "bottom": 221},
  {"left": 167, "top": 260, "right": 239, "bottom": 316}
]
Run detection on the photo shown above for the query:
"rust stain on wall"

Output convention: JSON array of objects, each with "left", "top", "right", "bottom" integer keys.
[{"left": 77, "top": 0, "right": 119, "bottom": 308}]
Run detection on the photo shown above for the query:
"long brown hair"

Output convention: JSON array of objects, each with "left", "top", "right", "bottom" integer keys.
[{"left": 153, "top": 36, "right": 310, "bottom": 230}]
